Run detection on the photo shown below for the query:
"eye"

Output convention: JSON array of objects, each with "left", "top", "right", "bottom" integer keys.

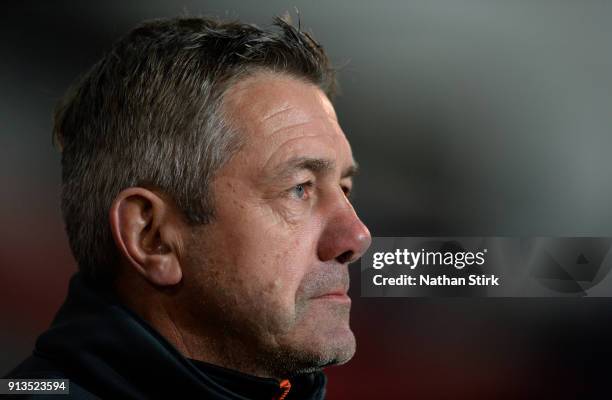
[
  {"left": 290, "top": 182, "right": 312, "bottom": 200},
  {"left": 341, "top": 185, "right": 352, "bottom": 199}
]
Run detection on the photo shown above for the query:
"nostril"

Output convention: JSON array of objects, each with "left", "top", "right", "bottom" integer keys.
[{"left": 336, "top": 250, "right": 354, "bottom": 264}]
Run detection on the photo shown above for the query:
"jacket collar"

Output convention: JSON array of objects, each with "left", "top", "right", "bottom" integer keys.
[{"left": 35, "top": 272, "right": 326, "bottom": 400}]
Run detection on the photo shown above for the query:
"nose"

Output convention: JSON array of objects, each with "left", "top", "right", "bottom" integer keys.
[{"left": 317, "top": 199, "right": 372, "bottom": 264}]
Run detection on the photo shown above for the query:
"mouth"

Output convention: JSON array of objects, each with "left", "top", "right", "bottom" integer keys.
[{"left": 311, "top": 291, "right": 351, "bottom": 303}]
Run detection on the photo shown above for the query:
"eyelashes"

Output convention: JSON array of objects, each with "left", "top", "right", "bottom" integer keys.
[
  {"left": 289, "top": 181, "right": 313, "bottom": 200},
  {"left": 287, "top": 181, "right": 352, "bottom": 201},
  {"left": 341, "top": 185, "right": 352, "bottom": 199}
]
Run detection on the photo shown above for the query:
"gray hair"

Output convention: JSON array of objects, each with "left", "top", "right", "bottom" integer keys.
[{"left": 53, "top": 16, "right": 336, "bottom": 285}]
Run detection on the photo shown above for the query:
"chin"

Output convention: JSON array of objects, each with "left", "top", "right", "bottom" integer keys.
[
  {"left": 307, "top": 301, "right": 356, "bottom": 361},
  {"left": 319, "top": 328, "right": 356, "bottom": 367},
  {"left": 274, "top": 321, "right": 356, "bottom": 376},
  {"left": 268, "top": 298, "right": 357, "bottom": 375}
]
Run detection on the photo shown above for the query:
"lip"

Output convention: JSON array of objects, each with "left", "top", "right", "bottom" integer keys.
[{"left": 312, "top": 292, "right": 351, "bottom": 302}]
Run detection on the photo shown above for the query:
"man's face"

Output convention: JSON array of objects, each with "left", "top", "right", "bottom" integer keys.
[{"left": 182, "top": 73, "right": 371, "bottom": 376}]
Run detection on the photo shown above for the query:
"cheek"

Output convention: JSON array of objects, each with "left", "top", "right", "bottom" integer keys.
[
  {"left": 236, "top": 222, "right": 313, "bottom": 305},
  {"left": 233, "top": 217, "right": 323, "bottom": 331},
  {"left": 208, "top": 180, "right": 324, "bottom": 326}
]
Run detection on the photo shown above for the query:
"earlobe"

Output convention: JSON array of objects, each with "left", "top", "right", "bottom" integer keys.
[
  {"left": 109, "top": 187, "right": 184, "bottom": 287},
  {"left": 147, "top": 256, "right": 182, "bottom": 286}
]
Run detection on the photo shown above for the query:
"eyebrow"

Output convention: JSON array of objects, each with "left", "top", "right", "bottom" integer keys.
[{"left": 270, "top": 157, "right": 359, "bottom": 181}]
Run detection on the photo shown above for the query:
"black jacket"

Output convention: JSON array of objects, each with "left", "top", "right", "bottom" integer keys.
[{"left": 5, "top": 273, "right": 327, "bottom": 400}]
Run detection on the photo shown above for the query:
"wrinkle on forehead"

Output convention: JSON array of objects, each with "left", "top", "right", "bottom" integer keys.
[
  {"left": 220, "top": 71, "right": 354, "bottom": 181},
  {"left": 262, "top": 104, "right": 294, "bottom": 122},
  {"left": 223, "top": 72, "right": 339, "bottom": 141},
  {"left": 258, "top": 132, "right": 355, "bottom": 179}
]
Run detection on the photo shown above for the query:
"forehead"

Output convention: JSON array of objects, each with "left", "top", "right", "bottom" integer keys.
[{"left": 222, "top": 72, "right": 354, "bottom": 171}]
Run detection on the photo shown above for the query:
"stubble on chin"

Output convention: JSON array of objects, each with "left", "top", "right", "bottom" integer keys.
[{"left": 264, "top": 267, "right": 356, "bottom": 376}]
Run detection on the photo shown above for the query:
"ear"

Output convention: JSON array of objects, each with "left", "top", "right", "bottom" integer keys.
[{"left": 109, "top": 187, "right": 184, "bottom": 286}]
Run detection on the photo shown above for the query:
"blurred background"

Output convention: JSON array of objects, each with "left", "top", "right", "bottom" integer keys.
[{"left": 2, "top": 1, "right": 612, "bottom": 398}]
